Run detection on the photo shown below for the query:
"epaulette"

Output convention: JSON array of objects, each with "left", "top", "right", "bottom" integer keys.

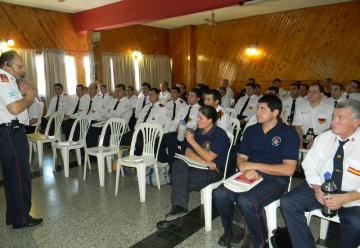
[
  {"left": 218, "top": 110, "right": 224, "bottom": 118},
  {"left": 179, "top": 99, "right": 184, "bottom": 103},
  {"left": 159, "top": 103, "right": 164, "bottom": 107},
  {"left": 0, "top": 74, "right": 9, "bottom": 83}
]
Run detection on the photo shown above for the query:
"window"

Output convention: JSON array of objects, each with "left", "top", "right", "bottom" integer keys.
[
  {"left": 64, "top": 55, "right": 77, "bottom": 95},
  {"left": 35, "top": 54, "right": 46, "bottom": 97},
  {"left": 110, "top": 58, "right": 115, "bottom": 91},
  {"left": 83, "top": 55, "right": 91, "bottom": 86},
  {"left": 133, "top": 59, "right": 140, "bottom": 92}
]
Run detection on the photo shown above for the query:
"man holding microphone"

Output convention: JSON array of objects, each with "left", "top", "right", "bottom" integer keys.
[{"left": 0, "top": 50, "right": 43, "bottom": 229}]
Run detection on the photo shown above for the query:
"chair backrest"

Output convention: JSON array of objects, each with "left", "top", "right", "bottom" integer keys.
[
  {"left": 226, "top": 108, "right": 237, "bottom": 118},
  {"left": 68, "top": 117, "right": 91, "bottom": 144},
  {"left": 98, "top": 118, "right": 127, "bottom": 147},
  {"left": 45, "top": 112, "right": 64, "bottom": 140},
  {"left": 229, "top": 117, "right": 241, "bottom": 143},
  {"left": 223, "top": 131, "right": 235, "bottom": 180},
  {"left": 129, "top": 123, "right": 164, "bottom": 159}
]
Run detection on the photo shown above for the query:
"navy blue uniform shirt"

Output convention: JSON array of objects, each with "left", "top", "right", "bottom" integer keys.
[
  {"left": 239, "top": 121, "right": 300, "bottom": 184},
  {"left": 187, "top": 126, "right": 230, "bottom": 171}
]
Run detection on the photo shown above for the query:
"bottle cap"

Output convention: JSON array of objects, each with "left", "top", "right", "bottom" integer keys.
[{"left": 324, "top": 171, "right": 332, "bottom": 180}]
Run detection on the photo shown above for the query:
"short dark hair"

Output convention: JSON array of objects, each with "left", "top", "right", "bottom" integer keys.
[
  {"left": 127, "top": 85, "right": 134, "bottom": 91},
  {"left": 53, "top": 83, "right": 63, "bottom": 89},
  {"left": 310, "top": 83, "right": 324, "bottom": 93},
  {"left": 248, "top": 78, "right": 256, "bottom": 83},
  {"left": 189, "top": 88, "right": 202, "bottom": 99},
  {"left": 170, "top": 86, "right": 180, "bottom": 93},
  {"left": 115, "top": 84, "right": 126, "bottom": 91},
  {"left": 273, "top": 78, "right": 281, "bottom": 83},
  {"left": 219, "top": 86, "right": 227, "bottom": 93},
  {"left": 351, "top": 80, "right": 360, "bottom": 89},
  {"left": 198, "top": 105, "right": 218, "bottom": 124},
  {"left": 142, "top": 82, "right": 151, "bottom": 89},
  {"left": 76, "top": 84, "right": 85, "bottom": 90},
  {"left": 205, "top": 89, "right": 221, "bottom": 103},
  {"left": 246, "top": 83, "right": 257, "bottom": 89},
  {"left": 150, "top": 88, "right": 160, "bottom": 95},
  {"left": 331, "top": 83, "right": 344, "bottom": 90},
  {"left": 289, "top": 82, "right": 300, "bottom": 89},
  {"left": 301, "top": 83, "right": 310, "bottom": 90},
  {"left": 255, "top": 84, "right": 261, "bottom": 89},
  {"left": 267, "top": 86, "right": 279, "bottom": 95},
  {"left": 0, "top": 50, "right": 19, "bottom": 67},
  {"left": 258, "top": 94, "right": 282, "bottom": 116}
]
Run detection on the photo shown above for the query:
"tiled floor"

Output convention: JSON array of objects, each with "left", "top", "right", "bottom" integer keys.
[{"left": 0, "top": 145, "right": 338, "bottom": 248}]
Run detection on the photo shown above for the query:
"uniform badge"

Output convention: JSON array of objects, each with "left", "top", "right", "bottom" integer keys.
[
  {"left": 203, "top": 141, "right": 211, "bottom": 151},
  {"left": 318, "top": 117, "right": 326, "bottom": 124},
  {"left": 0, "top": 74, "right": 9, "bottom": 82},
  {"left": 248, "top": 106, "right": 253, "bottom": 110},
  {"left": 271, "top": 136, "right": 281, "bottom": 147},
  {"left": 188, "top": 117, "right": 192, "bottom": 122}
]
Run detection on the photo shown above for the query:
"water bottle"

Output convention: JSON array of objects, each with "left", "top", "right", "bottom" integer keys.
[
  {"left": 177, "top": 120, "right": 187, "bottom": 142},
  {"left": 321, "top": 171, "right": 337, "bottom": 217},
  {"left": 303, "top": 128, "right": 315, "bottom": 148}
]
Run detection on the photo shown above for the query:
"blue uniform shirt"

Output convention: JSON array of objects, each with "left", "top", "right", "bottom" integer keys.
[
  {"left": 239, "top": 122, "right": 300, "bottom": 184},
  {"left": 188, "top": 126, "right": 230, "bottom": 171}
]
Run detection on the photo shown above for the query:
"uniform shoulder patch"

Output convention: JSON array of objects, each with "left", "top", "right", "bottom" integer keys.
[
  {"left": 179, "top": 99, "right": 184, "bottom": 103},
  {"left": 0, "top": 74, "right": 9, "bottom": 82},
  {"left": 159, "top": 104, "right": 164, "bottom": 107},
  {"left": 218, "top": 110, "right": 224, "bottom": 118}
]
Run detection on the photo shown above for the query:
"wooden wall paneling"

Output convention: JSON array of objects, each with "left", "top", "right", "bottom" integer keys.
[{"left": 169, "top": 28, "right": 184, "bottom": 86}]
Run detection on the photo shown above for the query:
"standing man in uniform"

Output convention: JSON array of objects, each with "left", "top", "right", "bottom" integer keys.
[{"left": 0, "top": 50, "right": 43, "bottom": 229}]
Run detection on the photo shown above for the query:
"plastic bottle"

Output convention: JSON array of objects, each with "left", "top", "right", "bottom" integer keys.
[
  {"left": 177, "top": 120, "right": 187, "bottom": 142},
  {"left": 321, "top": 171, "right": 337, "bottom": 217}
]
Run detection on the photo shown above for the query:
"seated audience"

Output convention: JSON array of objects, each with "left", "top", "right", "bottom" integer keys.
[
  {"left": 234, "top": 83, "right": 260, "bottom": 127},
  {"left": 126, "top": 85, "right": 138, "bottom": 130},
  {"left": 165, "top": 87, "right": 187, "bottom": 121},
  {"left": 219, "top": 86, "right": 232, "bottom": 108},
  {"left": 159, "top": 81, "right": 171, "bottom": 104},
  {"left": 25, "top": 97, "right": 44, "bottom": 134},
  {"left": 272, "top": 78, "right": 288, "bottom": 100},
  {"left": 323, "top": 77, "right": 333, "bottom": 98},
  {"left": 255, "top": 83, "right": 262, "bottom": 97},
  {"left": 98, "top": 83, "right": 113, "bottom": 109},
  {"left": 282, "top": 82, "right": 305, "bottom": 125},
  {"left": 300, "top": 83, "right": 309, "bottom": 99},
  {"left": 327, "top": 82, "right": 346, "bottom": 107},
  {"left": 281, "top": 99, "right": 360, "bottom": 248},
  {"left": 213, "top": 94, "right": 299, "bottom": 248},
  {"left": 293, "top": 83, "right": 334, "bottom": 148},
  {"left": 204, "top": 89, "right": 231, "bottom": 131},
  {"left": 156, "top": 105, "right": 230, "bottom": 229},
  {"left": 220, "top": 79, "right": 235, "bottom": 99},
  {"left": 135, "top": 82, "right": 151, "bottom": 118},
  {"left": 345, "top": 80, "right": 360, "bottom": 101}
]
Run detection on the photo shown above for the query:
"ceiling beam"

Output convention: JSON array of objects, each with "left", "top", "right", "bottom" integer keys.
[{"left": 74, "top": 0, "right": 244, "bottom": 32}]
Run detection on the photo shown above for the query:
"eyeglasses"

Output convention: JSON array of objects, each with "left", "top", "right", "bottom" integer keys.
[{"left": 9, "top": 62, "right": 26, "bottom": 70}]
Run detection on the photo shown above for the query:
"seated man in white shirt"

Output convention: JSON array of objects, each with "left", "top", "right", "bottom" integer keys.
[
  {"left": 126, "top": 85, "right": 138, "bottom": 130},
  {"left": 272, "top": 78, "right": 288, "bottom": 100},
  {"left": 87, "top": 84, "right": 132, "bottom": 148},
  {"left": 176, "top": 82, "right": 188, "bottom": 101},
  {"left": 204, "top": 89, "right": 231, "bottom": 131},
  {"left": 234, "top": 83, "right": 260, "bottom": 128},
  {"left": 293, "top": 83, "right": 334, "bottom": 149},
  {"left": 40, "top": 83, "right": 73, "bottom": 133},
  {"left": 25, "top": 97, "right": 44, "bottom": 134},
  {"left": 135, "top": 82, "right": 151, "bottom": 119},
  {"left": 165, "top": 86, "right": 187, "bottom": 122},
  {"left": 281, "top": 99, "right": 360, "bottom": 248},
  {"left": 121, "top": 88, "right": 170, "bottom": 163},
  {"left": 345, "top": 80, "right": 360, "bottom": 101},
  {"left": 327, "top": 82, "right": 346, "bottom": 107},
  {"left": 254, "top": 83, "right": 262, "bottom": 97},
  {"left": 282, "top": 82, "right": 305, "bottom": 125},
  {"left": 300, "top": 83, "right": 309, "bottom": 100},
  {"left": 220, "top": 79, "right": 235, "bottom": 99},
  {"left": 159, "top": 81, "right": 171, "bottom": 104},
  {"left": 98, "top": 83, "right": 113, "bottom": 109},
  {"left": 219, "top": 87, "right": 232, "bottom": 108}
]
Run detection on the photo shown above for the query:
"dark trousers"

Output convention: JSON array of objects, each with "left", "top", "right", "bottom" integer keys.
[
  {"left": 0, "top": 126, "right": 31, "bottom": 226},
  {"left": 163, "top": 132, "right": 187, "bottom": 165},
  {"left": 40, "top": 117, "right": 54, "bottom": 135},
  {"left": 280, "top": 182, "right": 360, "bottom": 248},
  {"left": 62, "top": 118, "right": 76, "bottom": 141},
  {"left": 213, "top": 178, "right": 288, "bottom": 248},
  {"left": 24, "top": 125, "right": 36, "bottom": 134},
  {"left": 121, "top": 130, "right": 169, "bottom": 163},
  {"left": 171, "top": 159, "right": 222, "bottom": 210},
  {"left": 86, "top": 125, "right": 111, "bottom": 148}
]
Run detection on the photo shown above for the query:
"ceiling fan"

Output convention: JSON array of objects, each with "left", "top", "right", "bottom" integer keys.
[{"left": 204, "top": 10, "right": 216, "bottom": 26}]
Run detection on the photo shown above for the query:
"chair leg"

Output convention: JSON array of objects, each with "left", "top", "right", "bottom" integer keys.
[
  {"left": 153, "top": 164, "right": 161, "bottom": 189},
  {"left": 115, "top": 160, "right": 121, "bottom": 195},
  {"left": 51, "top": 143, "right": 57, "bottom": 171},
  {"left": 37, "top": 141, "right": 43, "bottom": 168},
  {"left": 60, "top": 148, "right": 70, "bottom": 177},
  {"left": 136, "top": 166, "right": 146, "bottom": 202},
  {"left": 319, "top": 219, "right": 330, "bottom": 240},
  {"left": 83, "top": 154, "right": 88, "bottom": 181},
  {"left": 264, "top": 202, "right": 279, "bottom": 247},
  {"left": 97, "top": 155, "right": 105, "bottom": 187},
  {"left": 75, "top": 149, "right": 82, "bottom": 166},
  {"left": 106, "top": 156, "right": 112, "bottom": 173},
  {"left": 29, "top": 141, "right": 33, "bottom": 163},
  {"left": 202, "top": 188, "right": 213, "bottom": 232}
]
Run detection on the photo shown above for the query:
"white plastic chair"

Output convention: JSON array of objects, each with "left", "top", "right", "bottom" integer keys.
[
  {"left": 306, "top": 209, "right": 339, "bottom": 241},
  {"left": 229, "top": 117, "right": 241, "bottom": 143},
  {"left": 264, "top": 177, "right": 292, "bottom": 247},
  {"left": 83, "top": 118, "right": 127, "bottom": 187},
  {"left": 53, "top": 117, "right": 91, "bottom": 177},
  {"left": 28, "top": 102, "right": 45, "bottom": 161},
  {"left": 201, "top": 131, "right": 234, "bottom": 231},
  {"left": 27, "top": 112, "right": 64, "bottom": 170},
  {"left": 226, "top": 108, "right": 237, "bottom": 118},
  {"left": 115, "top": 123, "right": 164, "bottom": 202}
]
